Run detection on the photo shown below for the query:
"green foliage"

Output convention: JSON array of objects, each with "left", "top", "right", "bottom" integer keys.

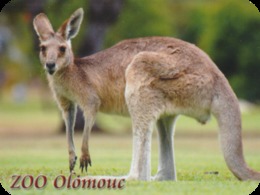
[
  {"left": 198, "top": 1, "right": 260, "bottom": 101},
  {"left": 105, "top": 0, "right": 174, "bottom": 47},
  {"left": 173, "top": 0, "right": 260, "bottom": 101}
]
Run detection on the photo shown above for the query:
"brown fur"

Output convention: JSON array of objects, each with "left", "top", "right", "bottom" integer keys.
[{"left": 33, "top": 8, "right": 260, "bottom": 181}]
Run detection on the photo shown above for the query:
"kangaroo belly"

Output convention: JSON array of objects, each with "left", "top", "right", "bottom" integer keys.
[
  {"left": 99, "top": 97, "right": 129, "bottom": 116},
  {"left": 98, "top": 83, "right": 129, "bottom": 116}
]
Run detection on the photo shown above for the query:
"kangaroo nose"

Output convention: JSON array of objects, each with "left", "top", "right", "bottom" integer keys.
[
  {"left": 46, "top": 63, "right": 56, "bottom": 75},
  {"left": 46, "top": 63, "right": 55, "bottom": 69}
]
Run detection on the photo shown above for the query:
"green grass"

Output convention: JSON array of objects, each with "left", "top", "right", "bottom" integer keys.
[
  {"left": 0, "top": 135, "right": 259, "bottom": 195},
  {"left": 0, "top": 93, "right": 260, "bottom": 194}
]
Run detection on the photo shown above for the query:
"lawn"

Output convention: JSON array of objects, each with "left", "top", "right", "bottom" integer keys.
[{"left": 0, "top": 93, "right": 259, "bottom": 194}]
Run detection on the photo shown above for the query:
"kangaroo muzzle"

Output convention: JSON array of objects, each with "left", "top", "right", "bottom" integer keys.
[{"left": 46, "top": 63, "right": 56, "bottom": 75}]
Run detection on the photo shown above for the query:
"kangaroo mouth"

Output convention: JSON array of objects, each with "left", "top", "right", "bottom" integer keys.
[{"left": 47, "top": 68, "right": 55, "bottom": 75}]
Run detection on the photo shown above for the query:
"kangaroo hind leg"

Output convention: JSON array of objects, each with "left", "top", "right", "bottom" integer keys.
[
  {"left": 153, "top": 115, "right": 178, "bottom": 181},
  {"left": 125, "top": 51, "right": 176, "bottom": 180},
  {"left": 125, "top": 89, "right": 158, "bottom": 181}
]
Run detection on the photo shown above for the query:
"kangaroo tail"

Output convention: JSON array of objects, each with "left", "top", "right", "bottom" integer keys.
[{"left": 211, "top": 76, "right": 260, "bottom": 180}]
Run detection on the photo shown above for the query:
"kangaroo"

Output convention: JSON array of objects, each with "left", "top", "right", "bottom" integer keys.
[{"left": 33, "top": 8, "right": 260, "bottom": 181}]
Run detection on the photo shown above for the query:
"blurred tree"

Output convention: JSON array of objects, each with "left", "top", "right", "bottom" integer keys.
[
  {"left": 105, "top": 0, "right": 174, "bottom": 46},
  {"left": 78, "top": 0, "right": 124, "bottom": 56},
  {"left": 198, "top": 1, "right": 260, "bottom": 102},
  {"left": 0, "top": 24, "right": 11, "bottom": 98},
  {"left": 172, "top": 0, "right": 260, "bottom": 102}
]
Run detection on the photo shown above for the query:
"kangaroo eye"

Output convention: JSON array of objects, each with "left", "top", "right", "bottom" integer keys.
[
  {"left": 40, "top": 45, "right": 46, "bottom": 52},
  {"left": 59, "top": 46, "right": 66, "bottom": 53}
]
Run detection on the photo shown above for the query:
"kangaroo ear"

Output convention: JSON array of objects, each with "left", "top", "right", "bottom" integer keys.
[
  {"left": 57, "top": 8, "right": 84, "bottom": 40},
  {"left": 33, "top": 13, "right": 54, "bottom": 41}
]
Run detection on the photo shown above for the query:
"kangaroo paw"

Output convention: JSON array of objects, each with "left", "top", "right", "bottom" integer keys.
[
  {"left": 80, "top": 155, "right": 92, "bottom": 173},
  {"left": 69, "top": 155, "right": 77, "bottom": 173}
]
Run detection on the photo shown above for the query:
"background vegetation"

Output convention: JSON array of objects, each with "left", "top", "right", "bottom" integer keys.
[
  {"left": 0, "top": 0, "right": 260, "bottom": 194},
  {"left": 1, "top": 0, "right": 259, "bottom": 101}
]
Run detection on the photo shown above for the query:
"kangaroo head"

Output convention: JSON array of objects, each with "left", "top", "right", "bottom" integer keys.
[{"left": 33, "top": 8, "right": 83, "bottom": 75}]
